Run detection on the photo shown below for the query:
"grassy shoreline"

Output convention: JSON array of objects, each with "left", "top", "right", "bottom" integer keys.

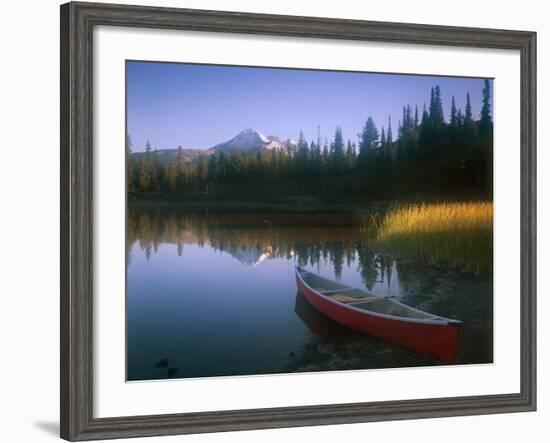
[{"left": 365, "top": 202, "right": 493, "bottom": 273}]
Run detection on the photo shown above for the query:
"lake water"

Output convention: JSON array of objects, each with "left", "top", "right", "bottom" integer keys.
[{"left": 127, "top": 204, "right": 493, "bottom": 381}]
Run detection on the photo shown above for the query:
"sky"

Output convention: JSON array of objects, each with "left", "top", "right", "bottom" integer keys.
[{"left": 127, "top": 61, "right": 490, "bottom": 152}]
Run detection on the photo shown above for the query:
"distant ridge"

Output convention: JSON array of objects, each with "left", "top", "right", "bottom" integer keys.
[
  {"left": 131, "top": 128, "right": 298, "bottom": 165},
  {"left": 131, "top": 147, "right": 214, "bottom": 164}
]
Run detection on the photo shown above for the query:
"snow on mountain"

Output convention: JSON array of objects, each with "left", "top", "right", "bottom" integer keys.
[
  {"left": 213, "top": 128, "right": 286, "bottom": 153},
  {"left": 283, "top": 138, "right": 298, "bottom": 151},
  {"left": 131, "top": 129, "right": 298, "bottom": 165}
]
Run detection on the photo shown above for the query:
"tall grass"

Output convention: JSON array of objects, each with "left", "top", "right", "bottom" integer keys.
[{"left": 367, "top": 202, "right": 493, "bottom": 273}]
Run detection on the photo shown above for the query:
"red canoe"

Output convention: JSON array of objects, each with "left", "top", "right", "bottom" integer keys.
[{"left": 295, "top": 267, "right": 462, "bottom": 363}]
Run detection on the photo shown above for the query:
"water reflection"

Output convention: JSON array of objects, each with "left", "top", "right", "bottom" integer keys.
[
  {"left": 127, "top": 204, "right": 493, "bottom": 380},
  {"left": 128, "top": 206, "right": 400, "bottom": 293}
]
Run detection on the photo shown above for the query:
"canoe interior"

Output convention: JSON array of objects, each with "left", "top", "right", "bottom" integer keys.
[{"left": 298, "top": 268, "right": 438, "bottom": 321}]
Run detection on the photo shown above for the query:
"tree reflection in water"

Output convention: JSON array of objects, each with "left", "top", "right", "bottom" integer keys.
[{"left": 127, "top": 204, "right": 396, "bottom": 292}]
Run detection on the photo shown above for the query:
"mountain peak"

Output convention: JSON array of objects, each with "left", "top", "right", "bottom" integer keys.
[
  {"left": 213, "top": 128, "right": 282, "bottom": 153},
  {"left": 242, "top": 127, "right": 261, "bottom": 134}
]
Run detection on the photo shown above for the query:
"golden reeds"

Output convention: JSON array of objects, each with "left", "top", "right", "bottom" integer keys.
[{"left": 369, "top": 202, "right": 493, "bottom": 273}]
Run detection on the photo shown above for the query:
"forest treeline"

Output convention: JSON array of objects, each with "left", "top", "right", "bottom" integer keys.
[{"left": 127, "top": 80, "right": 493, "bottom": 202}]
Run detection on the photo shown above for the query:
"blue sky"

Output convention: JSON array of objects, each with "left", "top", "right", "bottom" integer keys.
[{"left": 127, "top": 61, "right": 490, "bottom": 152}]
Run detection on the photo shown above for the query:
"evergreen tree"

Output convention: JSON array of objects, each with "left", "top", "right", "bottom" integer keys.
[
  {"left": 384, "top": 116, "right": 393, "bottom": 177},
  {"left": 345, "top": 140, "right": 356, "bottom": 171},
  {"left": 464, "top": 92, "right": 473, "bottom": 127},
  {"left": 310, "top": 140, "right": 321, "bottom": 175},
  {"left": 138, "top": 140, "right": 154, "bottom": 192},
  {"left": 166, "top": 165, "right": 178, "bottom": 190},
  {"left": 479, "top": 79, "right": 492, "bottom": 134},
  {"left": 421, "top": 103, "right": 429, "bottom": 127},
  {"left": 457, "top": 109, "right": 464, "bottom": 127},
  {"left": 378, "top": 125, "right": 391, "bottom": 187},
  {"left": 297, "top": 130, "right": 309, "bottom": 155},
  {"left": 429, "top": 87, "right": 435, "bottom": 120},
  {"left": 228, "top": 149, "right": 243, "bottom": 180},
  {"left": 450, "top": 95, "right": 458, "bottom": 127},
  {"left": 430, "top": 86, "right": 444, "bottom": 127},
  {"left": 331, "top": 127, "right": 346, "bottom": 172},
  {"left": 208, "top": 153, "right": 221, "bottom": 186},
  {"left": 386, "top": 116, "right": 393, "bottom": 149},
  {"left": 358, "top": 117, "right": 379, "bottom": 168},
  {"left": 296, "top": 130, "right": 309, "bottom": 175},
  {"left": 321, "top": 139, "right": 330, "bottom": 174}
]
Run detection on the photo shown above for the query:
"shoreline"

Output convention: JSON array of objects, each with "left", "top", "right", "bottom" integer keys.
[{"left": 128, "top": 197, "right": 490, "bottom": 215}]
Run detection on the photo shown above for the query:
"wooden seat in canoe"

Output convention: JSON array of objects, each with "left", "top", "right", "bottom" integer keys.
[{"left": 329, "top": 293, "right": 380, "bottom": 303}]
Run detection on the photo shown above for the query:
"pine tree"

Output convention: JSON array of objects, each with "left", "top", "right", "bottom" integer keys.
[
  {"left": 457, "top": 109, "right": 464, "bottom": 127},
  {"left": 151, "top": 147, "right": 164, "bottom": 192},
  {"left": 386, "top": 116, "right": 393, "bottom": 149},
  {"left": 228, "top": 149, "right": 242, "bottom": 180},
  {"left": 166, "top": 165, "right": 178, "bottom": 191},
  {"left": 296, "top": 129, "right": 309, "bottom": 175},
  {"left": 297, "top": 130, "right": 309, "bottom": 155},
  {"left": 139, "top": 154, "right": 151, "bottom": 192},
  {"left": 345, "top": 140, "right": 355, "bottom": 171},
  {"left": 378, "top": 126, "right": 390, "bottom": 182},
  {"left": 322, "top": 139, "right": 330, "bottom": 174},
  {"left": 358, "top": 117, "right": 379, "bottom": 168},
  {"left": 430, "top": 86, "right": 444, "bottom": 127},
  {"left": 429, "top": 87, "right": 435, "bottom": 122},
  {"left": 450, "top": 96, "right": 458, "bottom": 128},
  {"left": 331, "top": 127, "right": 346, "bottom": 172},
  {"left": 479, "top": 79, "right": 492, "bottom": 134},
  {"left": 385, "top": 116, "right": 393, "bottom": 173},
  {"left": 464, "top": 92, "right": 473, "bottom": 127},
  {"left": 208, "top": 153, "right": 221, "bottom": 186},
  {"left": 421, "top": 103, "right": 429, "bottom": 127}
]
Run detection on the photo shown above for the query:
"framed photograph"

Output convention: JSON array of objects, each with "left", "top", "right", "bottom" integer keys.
[{"left": 60, "top": 1, "right": 536, "bottom": 440}]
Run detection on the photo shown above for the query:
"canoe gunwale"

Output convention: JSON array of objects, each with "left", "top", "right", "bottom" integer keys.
[{"left": 296, "top": 267, "right": 462, "bottom": 327}]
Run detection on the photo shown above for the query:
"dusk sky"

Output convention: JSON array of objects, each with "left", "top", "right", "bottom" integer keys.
[{"left": 127, "top": 61, "right": 490, "bottom": 152}]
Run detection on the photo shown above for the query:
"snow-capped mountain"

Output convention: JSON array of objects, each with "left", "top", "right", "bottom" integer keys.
[
  {"left": 131, "top": 128, "right": 297, "bottom": 164},
  {"left": 213, "top": 128, "right": 292, "bottom": 153}
]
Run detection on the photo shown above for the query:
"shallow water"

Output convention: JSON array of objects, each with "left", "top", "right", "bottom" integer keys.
[{"left": 126, "top": 205, "right": 493, "bottom": 381}]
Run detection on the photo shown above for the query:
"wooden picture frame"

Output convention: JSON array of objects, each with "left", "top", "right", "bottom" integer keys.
[{"left": 60, "top": 1, "right": 536, "bottom": 440}]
